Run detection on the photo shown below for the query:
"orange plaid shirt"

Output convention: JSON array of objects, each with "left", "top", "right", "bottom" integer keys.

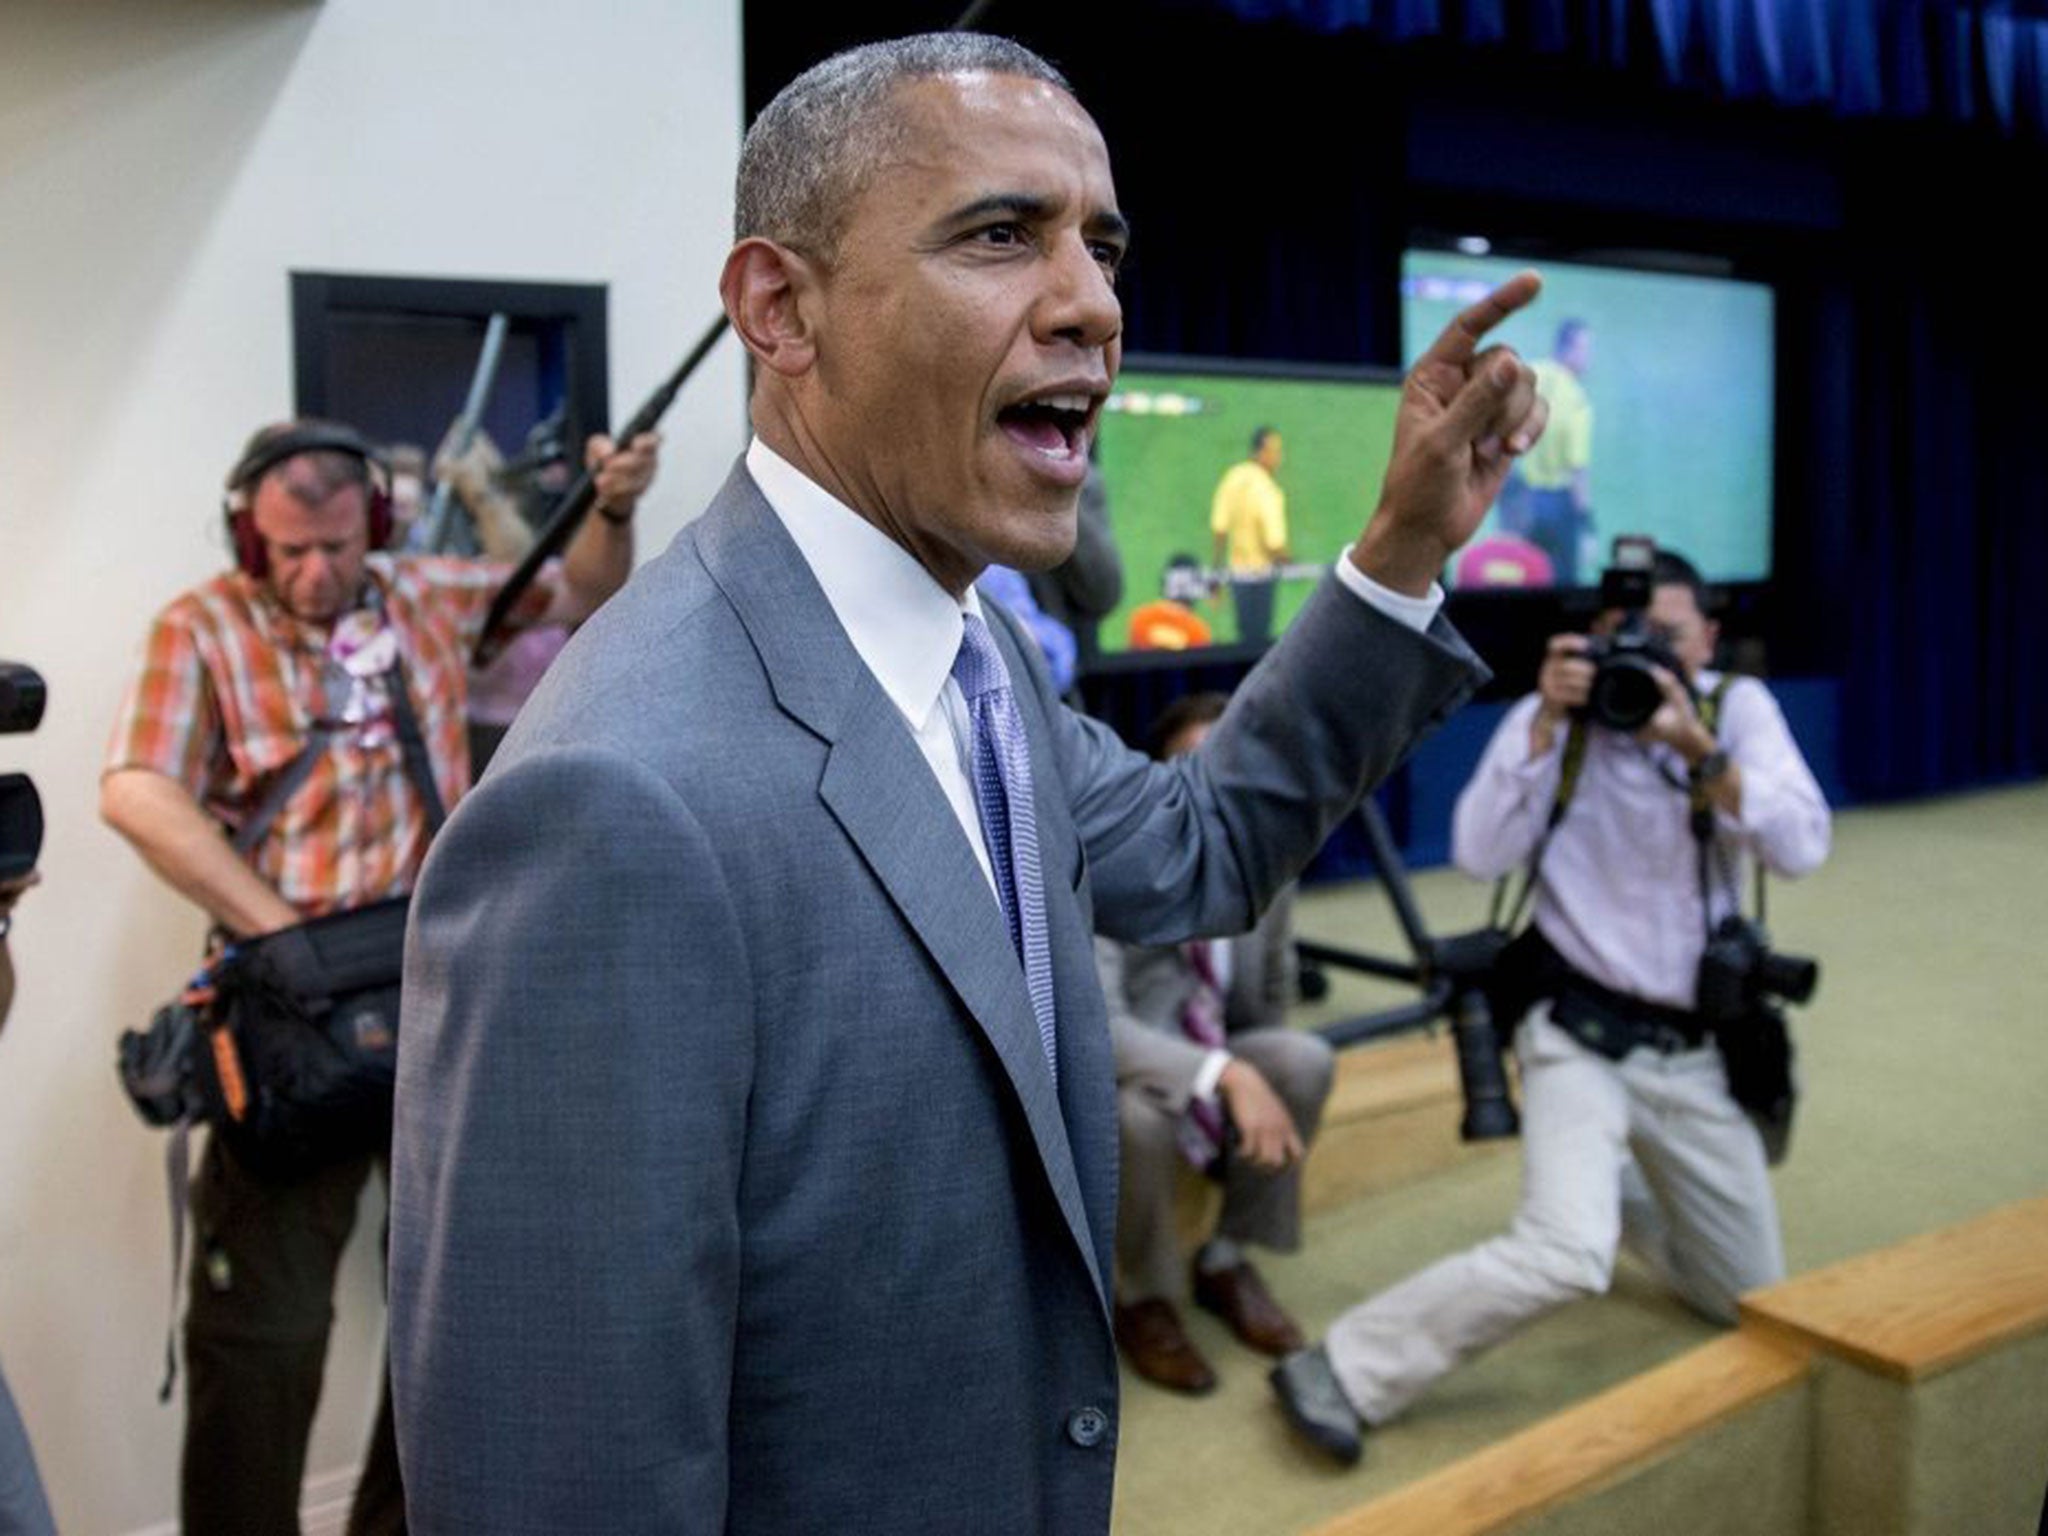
[{"left": 106, "top": 555, "right": 521, "bottom": 917}]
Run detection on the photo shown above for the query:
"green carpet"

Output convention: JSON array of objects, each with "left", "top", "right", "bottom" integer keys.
[{"left": 1109, "top": 780, "right": 2048, "bottom": 1536}]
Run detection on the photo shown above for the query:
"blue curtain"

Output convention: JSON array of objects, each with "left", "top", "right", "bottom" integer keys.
[
  {"left": 1178, "top": 0, "right": 2048, "bottom": 133},
  {"left": 1783, "top": 142, "right": 2048, "bottom": 799}
]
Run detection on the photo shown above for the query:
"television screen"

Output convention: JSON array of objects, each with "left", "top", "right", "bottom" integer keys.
[
  {"left": 1089, "top": 359, "right": 1404, "bottom": 663},
  {"left": 1400, "top": 250, "right": 1776, "bottom": 592}
]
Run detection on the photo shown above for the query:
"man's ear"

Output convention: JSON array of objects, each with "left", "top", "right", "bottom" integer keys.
[{"left": 720, "top": 238, "right": 821, "bottom": 378}]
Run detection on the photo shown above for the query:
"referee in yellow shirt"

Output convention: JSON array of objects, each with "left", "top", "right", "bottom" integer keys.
[
  {"left": 1210, "top": 427, "right": 1291, "bottom": 644},
  {"left": 1512, "top": 319, "right": 1594, "bottom": 584}
]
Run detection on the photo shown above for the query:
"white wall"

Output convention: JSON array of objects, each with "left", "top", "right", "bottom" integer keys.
[{"left": 0, "top": 1, "right": 745, "bottom": 1528}]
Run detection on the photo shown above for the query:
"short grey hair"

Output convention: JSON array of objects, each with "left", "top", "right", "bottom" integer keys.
[{"left": 736, "top": 33, "right": 1073, "bottom": 261}]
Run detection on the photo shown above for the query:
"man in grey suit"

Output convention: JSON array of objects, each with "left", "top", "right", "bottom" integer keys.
[
  {"left": 391, "top": 31, "right": 1547, "bottom": 1536},
  {"left": 1101, "top": 692, "right": 1333, "bottom": 1396}
]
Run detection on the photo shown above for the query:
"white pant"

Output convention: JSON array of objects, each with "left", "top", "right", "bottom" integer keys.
[{"left": 1326, "top": 1009, "right": 1783, "bottom": 1426}]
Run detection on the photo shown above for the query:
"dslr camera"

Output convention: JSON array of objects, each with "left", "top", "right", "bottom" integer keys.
[
  {"left": 1, "top": 661, "right": 47, "bottom": 883},
  {"left": 1697, "top": 914, "right": 1816, "bottom": 1159},
  {"left": 1580, "top": 534, "right": 1687, "bottom": 733},
  {"left": 1695, "top": 914, "right": 1819, "bottom": 1027}
]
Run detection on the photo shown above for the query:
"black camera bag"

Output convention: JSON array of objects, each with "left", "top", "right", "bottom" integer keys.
[
  {"left": 112, "top": 895, "right": 411, "bottom": 1399},
  {"left": 115, "top": 900, "right": 408, "bottom": 1179},
  {"left": 194, "top": 896, "right": 409, "bottom": 1180},
  {"left": 1711, "top": 999, "right": 1797, "bottom": 1164}
]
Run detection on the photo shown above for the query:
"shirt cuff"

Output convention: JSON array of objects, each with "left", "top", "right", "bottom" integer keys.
[
  {"left": 1193, "top": 1048, "right": 1232, "bottom": 1101},
  {"left": 1333, "top": 554, "right": 1445, "bottom": 633}
]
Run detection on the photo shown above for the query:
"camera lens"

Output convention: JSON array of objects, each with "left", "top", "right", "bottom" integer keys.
[
  {"left": 1758, "top": 951, "right": 1819, "bottom": 1006},
  {"left": 1450, "top": 990, "right": 1519, "bottom": 1141},
  {"left": 1588, "top": 655, "right": 1662, "bottom": 732}
]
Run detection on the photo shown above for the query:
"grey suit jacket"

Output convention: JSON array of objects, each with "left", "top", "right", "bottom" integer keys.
[
  {"left": 1097, "top": 888, "right": 1297, "bottom": 1115},
  {"left": 390, "top": 463, "right": 1480, "bottom": 1535}
]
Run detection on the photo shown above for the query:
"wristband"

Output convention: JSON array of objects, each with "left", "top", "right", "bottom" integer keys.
[
  {"left": 1692, "top": 749, "right": 1731, "bottom": 786},
  {"left": 595, "top": 501, "right": 634, "bottom": 527}
]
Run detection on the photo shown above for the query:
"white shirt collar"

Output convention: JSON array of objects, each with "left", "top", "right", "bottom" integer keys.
[{"left": 745, "top": 436, "right": 982, "bottom": 730}]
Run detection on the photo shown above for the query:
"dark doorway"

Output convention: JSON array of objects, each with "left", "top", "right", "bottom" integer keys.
[{"left": 290, "top": 271, "right": 610, "bottom": 462}]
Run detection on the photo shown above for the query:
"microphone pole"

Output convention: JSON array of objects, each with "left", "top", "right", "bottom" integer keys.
[{"left": 472, "top": 314, "right": 726, "bottom": 666}]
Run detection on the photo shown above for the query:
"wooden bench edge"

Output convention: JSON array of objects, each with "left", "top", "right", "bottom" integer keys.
[{"left": 1300, "top": 1330, "right": 1813, "bottom": 1536}]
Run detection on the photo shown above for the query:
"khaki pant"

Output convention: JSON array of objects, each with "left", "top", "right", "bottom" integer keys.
[{"left": 1326, "top": 1009, "right": 1782, "bottom": 1425}]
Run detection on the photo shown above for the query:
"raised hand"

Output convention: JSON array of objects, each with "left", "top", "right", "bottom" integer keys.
[
  {"left": 1352, "top": 271, "right": 1548, "bottom": 595},
  {"left": 587, "top": 431, "right": 662, "bottom": 520},
  {"left": 1529, "top": 632, "right": 1593, "bottom": 758}
]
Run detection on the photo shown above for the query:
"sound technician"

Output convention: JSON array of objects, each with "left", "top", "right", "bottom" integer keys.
[{"left": 99, "top": 418, "right": 654, "bottom": 1534}]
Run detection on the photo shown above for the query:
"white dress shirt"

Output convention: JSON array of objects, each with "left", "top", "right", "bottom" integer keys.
[
  {"left": 744, "top": 435, "right": 1444, "bottom": 913},
  {"left": 1451, "top": 674, "right": 1832, "bottom": 1010}
]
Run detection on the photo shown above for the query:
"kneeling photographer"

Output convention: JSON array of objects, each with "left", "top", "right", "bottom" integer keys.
[{"left": 1272, "top": 540, "right": 1831, "bottom": 1467}]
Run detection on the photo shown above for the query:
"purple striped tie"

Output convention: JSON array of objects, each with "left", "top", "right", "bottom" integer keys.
[
  {"left": 953, "top": 613, "right": 1058, "bottom": 1081},
  {"left": 1178, "top": 940, "right": 1230, "bottom": 1167}
]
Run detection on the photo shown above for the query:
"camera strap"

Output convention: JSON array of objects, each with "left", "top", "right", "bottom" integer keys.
[
  {"left": 1687, "top": 676, "right": 1747, "bottom": 938},
  {"left": 1490, "top": 719, "right": 1593, "bottom": 933}
]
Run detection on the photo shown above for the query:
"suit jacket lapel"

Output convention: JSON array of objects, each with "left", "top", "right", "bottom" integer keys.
[{"left": 692, "top": 465, "right": 1107, "bottom": 1308}]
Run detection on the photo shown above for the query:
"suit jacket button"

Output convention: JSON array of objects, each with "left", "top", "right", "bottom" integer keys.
[{"left": 1066, "top": 1407, "right": 1109, "bottom": 1448}]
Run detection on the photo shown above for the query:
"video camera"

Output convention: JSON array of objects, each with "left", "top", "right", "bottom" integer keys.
[
  {"left": 1581, "top": 535, "right": 1686, "bottom": 733},
  {"left": 1, "top": 661, "right": 47, "bottom": 883}
]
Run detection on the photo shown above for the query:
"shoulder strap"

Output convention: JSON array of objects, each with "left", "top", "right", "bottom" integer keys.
[
  {"left": 1490, "top": 717, "right": 1590, "bottom": 932},
  {"left": 1689, "top": 673, "right": 1749, "bottom": 929},
  {"left": 1698, "top": 675, "right": 1772, "bottom": 923},
  {"left": 387, "top": 657, "right": 447, "bottom": 839},
  {"left": 151, "top": 1123, "right": 192, "bottom": 1402},
  {"left": 230, "top": 740, "right": 326, "bottom": 857},
  {"left": 1697, "top": 672, "right": 1736, "bottom": 734}
]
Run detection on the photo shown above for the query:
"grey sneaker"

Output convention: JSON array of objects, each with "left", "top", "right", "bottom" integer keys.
[{"left": 1269, "top": 1344, "right": 1364, "bottom": 1466}]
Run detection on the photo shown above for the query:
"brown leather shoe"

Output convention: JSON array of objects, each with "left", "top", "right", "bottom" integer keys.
[
  {"left": 1114, "top": 1298, "right": 1218, "bottom": 1394},
  {"left": 1192, "top": 1259, "right": 1306, "bottom": 1357}
]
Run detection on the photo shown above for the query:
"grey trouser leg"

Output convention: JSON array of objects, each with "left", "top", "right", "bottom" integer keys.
[
  {"left": 1117, "top": 1088, "right": 1189, "bottom": 1302},
  {"left": 1325, "top": 1010, "right": 1781, "bottom": 1425},
  {"left": 1214, "top": 1027, "right": 1335, "bottom": 1254}
]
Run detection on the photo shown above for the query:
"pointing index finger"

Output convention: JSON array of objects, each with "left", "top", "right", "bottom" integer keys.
[{"left": 1418, "top": 269, "right": 1543, "bottom": 372}]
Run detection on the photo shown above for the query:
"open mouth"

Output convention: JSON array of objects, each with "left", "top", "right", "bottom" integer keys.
[{"left": 997, "top": 393, "right": 1097, "bottom": 462}]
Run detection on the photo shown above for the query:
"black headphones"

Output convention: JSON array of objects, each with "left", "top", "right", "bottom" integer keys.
[{"left": 222, "top": 422, "right": 393, "bottom": 579}]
